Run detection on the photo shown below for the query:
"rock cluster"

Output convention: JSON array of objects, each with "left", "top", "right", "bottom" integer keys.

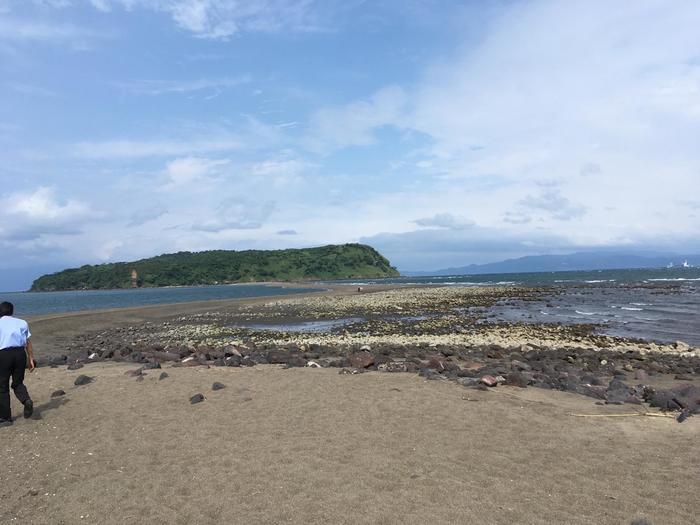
[{"left": 55, "top": 338, "right": 700, "bottom": 421}]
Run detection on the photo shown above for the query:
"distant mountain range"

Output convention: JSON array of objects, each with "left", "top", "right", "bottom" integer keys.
[{"left": 403, "top": 252, "right": 699, "bottom": 276}]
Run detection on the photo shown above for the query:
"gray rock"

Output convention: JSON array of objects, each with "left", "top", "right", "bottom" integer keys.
[
  {"left": 212, "top": 382, "right": 226, "bottom": 391},
  {"left": 50, "top": 389, "right": 66, "bottom": 398},
  {"left": 74, "top": 375, "right": 94, "bottom": 386},
  {"left": 158, "top": 372, "right": 169, "bottom": 380},
  {"left": 190, "top": 393, "right": 205, "bottom": 404},
  {"left": 67, "top": 363, "right": 84, "bottom": 371}
]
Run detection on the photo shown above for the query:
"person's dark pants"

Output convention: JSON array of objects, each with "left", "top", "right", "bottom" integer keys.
[{"left": 0, "top": 347, "right": 31, "bottom": 421}]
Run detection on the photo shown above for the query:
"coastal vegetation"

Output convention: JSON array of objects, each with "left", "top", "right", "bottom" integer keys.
[{"left": 30, "top": 244, "right": 399, "bottom": 291}]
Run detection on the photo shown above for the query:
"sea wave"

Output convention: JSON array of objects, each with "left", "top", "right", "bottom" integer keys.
[
  {"left": 621, "top": 306, "right": 643, "bottom": 311},
  {"left": 646, "top": 278, "right": 700, "bottom": 282}
]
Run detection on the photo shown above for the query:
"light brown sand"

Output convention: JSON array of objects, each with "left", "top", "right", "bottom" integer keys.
[{"left": 2, "top": 363, "right": 697, "bottom": 524}]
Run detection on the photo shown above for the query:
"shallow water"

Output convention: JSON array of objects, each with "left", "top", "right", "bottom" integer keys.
[
  {"left": 471, "top": 284, "right": 700, "bottom": 346},
  {"left": 3, "top": 284, "right": 317, "bottom": 316},
  {"left": 240, "top": 317, "right": 364, "bottom": 333}
]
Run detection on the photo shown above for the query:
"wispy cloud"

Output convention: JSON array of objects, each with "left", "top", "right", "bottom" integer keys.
[
  {"left": 3, "top": 82, "right": 56, "bottom": 96},
  {"left": 71, "top": 135, "right": 243, "bottom": 159},
  {"left": 120, "top": 75, "right": 251, "bottom": 96},
  {"left": 192, "top": 198, "right": 275, "bottom": 231},
  {"left": 304, "top": 86, "right": 407, "bottom": 152},
  {"left": 82, "top": 0, "right": 332, "bottom": 40},
  {"left": 0, "top": 17, "right": 98, "bottom": 42}
]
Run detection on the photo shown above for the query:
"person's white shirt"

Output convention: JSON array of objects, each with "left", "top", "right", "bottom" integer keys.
[{"left": 0, "top": 316, "right": 31, "bottom": 350}]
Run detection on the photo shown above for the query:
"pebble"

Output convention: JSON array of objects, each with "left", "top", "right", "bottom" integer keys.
[
  {"left": 50, "top": 389, "right": 66, "bottom": 398},
  {"left": 212, "top": 382, "right": 226, "bottom": 391},
  {"left": 158, "top": 372, "right": 169, "bottom": 380}
]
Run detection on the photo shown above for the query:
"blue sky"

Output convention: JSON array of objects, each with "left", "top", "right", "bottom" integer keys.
[{"left": 1, "top": 0, "right": 700, "bottom": 290}]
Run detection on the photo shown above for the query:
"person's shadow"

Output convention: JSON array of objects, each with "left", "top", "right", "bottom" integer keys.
[{"left": 26, "top": 397, "right": 70, "bottom": 420}]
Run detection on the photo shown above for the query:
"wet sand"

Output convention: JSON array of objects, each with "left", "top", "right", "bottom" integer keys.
[{"left": 2, "top": 362, "right": 698, "bottom": 525}]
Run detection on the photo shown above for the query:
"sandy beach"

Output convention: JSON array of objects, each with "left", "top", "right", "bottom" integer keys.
[
  {"left": 2, "top": 362, "right": 698, "bottom": 525},
  {"left": 2, "top": 284, "right": 699, "bottom": 524}
]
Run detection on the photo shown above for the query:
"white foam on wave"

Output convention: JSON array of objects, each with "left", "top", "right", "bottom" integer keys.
[
  {"left": 621, "top": 306, "right": 643, "bottom": 311},
  {"left": 647, "top": 277, "right": 700, "bottom": 282},
  {"left": 584, "top": 279, "right": 617, "bottom": 283},
  {"left": 575, "top": 310, "right": 597, "bottom": 316}
]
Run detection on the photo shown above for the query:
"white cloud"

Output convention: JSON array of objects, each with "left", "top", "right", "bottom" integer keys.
[
  {"left": 414, "top": 213, "right": 474, "bottom": 230},
  {"left": 0, "top": 186, "right": 93, "bottom": 240},
  {"left": 247, "top": 156, "right": 311, "bottom": 186},
  {"left": 163, "top": 156, "right": 229, "bottom": 187},
  {"left": 304, "top": 86, "right": 408, "bottom": 152}
]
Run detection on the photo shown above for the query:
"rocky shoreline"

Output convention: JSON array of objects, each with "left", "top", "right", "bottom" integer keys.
[{"left": 42, "top": 286, "right": 700, "bottom": 422}]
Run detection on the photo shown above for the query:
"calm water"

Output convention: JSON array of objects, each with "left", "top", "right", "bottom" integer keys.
[
  {"left": 2, "top": 284, "right": 316, "bottom": 317},
  {"left": 324, "top": 267, "right": 700, "bottom": 286}
]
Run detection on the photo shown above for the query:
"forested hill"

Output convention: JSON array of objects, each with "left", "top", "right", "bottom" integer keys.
[{"left": 30, "top": 244, "right": 399, "bottom": 291}]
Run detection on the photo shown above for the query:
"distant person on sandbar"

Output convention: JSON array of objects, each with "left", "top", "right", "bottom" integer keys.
[{"left": 0, "top": 301, "right": 35, "bottom": 427}]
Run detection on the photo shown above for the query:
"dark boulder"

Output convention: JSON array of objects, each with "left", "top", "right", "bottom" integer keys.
[
  {"left": 505, "top": 371, "right": 530, "bottom": 388},
  {"left": 51, "top": 389, "right": 66, "bottom": 398},
  {"left": 74, "top": 375, "right": 94, "bottom": 386},
  {"left": 212, "top": 382, "right": 226, "bottom": 391},
  {"left": 190, "top": 393, "right": 205, "bottom": 404},
  {"left": 606, "top": 378, "right": 642, "bottom": 405}
]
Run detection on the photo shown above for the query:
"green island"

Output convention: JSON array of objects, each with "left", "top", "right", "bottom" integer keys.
[{"left": 29, "top": 244, "right": 399, "bottom": 291}]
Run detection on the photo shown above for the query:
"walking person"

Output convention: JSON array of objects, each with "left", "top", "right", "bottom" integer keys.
[{"left": 0, "top": 301, "right": 35, "bottom": 427}]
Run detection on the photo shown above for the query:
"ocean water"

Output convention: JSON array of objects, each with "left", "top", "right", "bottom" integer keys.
[
  {"left": 324, "top": 267, "right": 700, "bottom": 286},
  {"left": 325, "top": 267, "right": 700, "bottom": 346},
  {"left": 1, "top": 284, "right": 315, "bottom": 317}
]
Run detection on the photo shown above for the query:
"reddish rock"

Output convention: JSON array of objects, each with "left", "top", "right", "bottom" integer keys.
[
  {"left": 479, "top": 375, "right": 504, "bottom": 387},
  {"left": 347, "top": 350, "right": 374, "bottom": 369}
]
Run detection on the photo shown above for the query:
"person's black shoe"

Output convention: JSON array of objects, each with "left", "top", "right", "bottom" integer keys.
[
  {"left": 23, "top": 399, "right": 34, "bottom": 419},
  {"left": 0, "top": 419, "right": 13, "bottom": 428}
]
